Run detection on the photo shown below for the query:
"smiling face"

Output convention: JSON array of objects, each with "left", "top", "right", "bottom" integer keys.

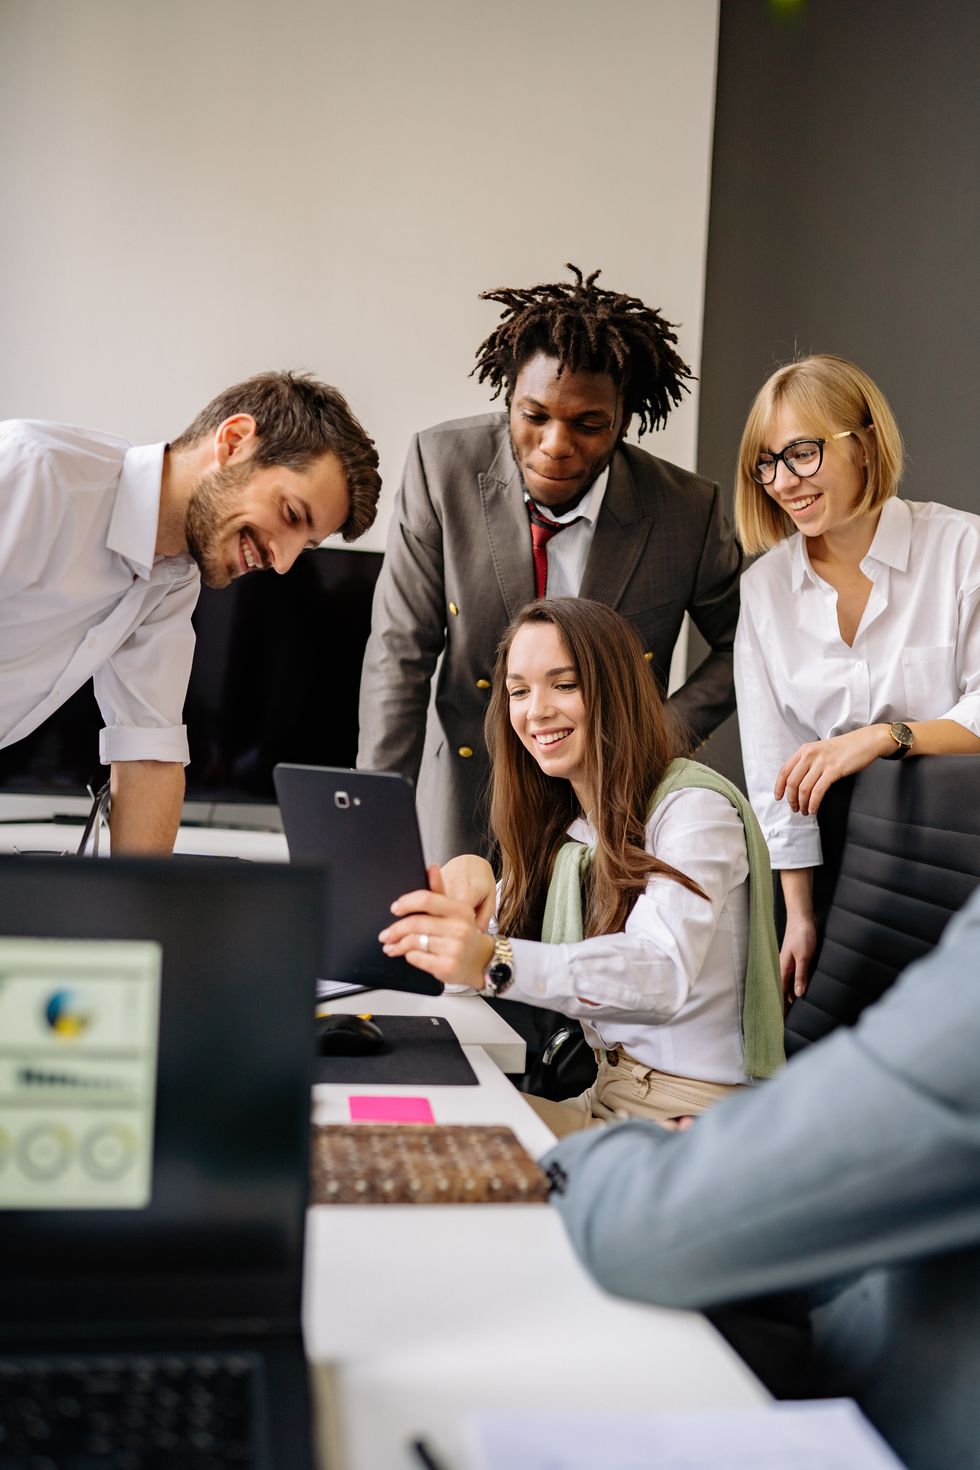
[
  {"left": 508, "top": 352, "right": 627, "bottom": 513},
  {"left": 505, "top": 621, "right": 590, "bottom": 806},
  {"left": 184, "top": 450, "right": 350, "bottom": 589},
  {"left": 762, "top": 406, "right": 867, "bottom": 540}
]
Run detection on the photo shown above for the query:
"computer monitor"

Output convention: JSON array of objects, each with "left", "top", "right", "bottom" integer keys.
[
  {"left": 0, "top": 546, "right": 383, "bottom": 826},
  {"left": 0, "top": 855, "right": 322, "bottom": 1330}
]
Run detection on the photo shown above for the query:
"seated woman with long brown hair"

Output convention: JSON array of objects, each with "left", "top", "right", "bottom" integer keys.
[{"left": 379, "top": 598, "right": 784, "bottom": 1135}]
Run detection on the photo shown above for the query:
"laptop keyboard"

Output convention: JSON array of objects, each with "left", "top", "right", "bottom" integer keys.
[{"left": 0, "top": 1352, "right": 259, "bottom": 1469}]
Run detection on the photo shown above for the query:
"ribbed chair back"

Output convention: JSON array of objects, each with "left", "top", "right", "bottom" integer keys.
[{"left": 785, "top": 755, "right": 980, "bottom": 1056}]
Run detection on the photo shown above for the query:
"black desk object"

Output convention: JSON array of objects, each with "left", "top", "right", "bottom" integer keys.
[{"left": 314, "top": 1014, "right": 478, "bottom": 1086}]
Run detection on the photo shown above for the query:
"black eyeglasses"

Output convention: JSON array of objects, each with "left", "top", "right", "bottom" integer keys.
[{"left": 750, "top": 431, "right": 854, "bottom": 486}]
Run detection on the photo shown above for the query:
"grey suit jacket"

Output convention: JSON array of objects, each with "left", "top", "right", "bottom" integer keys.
[
  {"left": 357, "top": 413, "right": 742, "bottom": 862},
  {"left": 545, "top": 888, "right": 980, "bottom": 1470}
]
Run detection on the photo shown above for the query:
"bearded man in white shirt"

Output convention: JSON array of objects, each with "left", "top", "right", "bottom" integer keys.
[{"left": 0, "top": 371, "right": 380, "bottom": 853}]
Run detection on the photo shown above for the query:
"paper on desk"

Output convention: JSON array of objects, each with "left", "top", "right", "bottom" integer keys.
[{"left": 468, "top": 1400, "right": 906, "bottom": 1469}]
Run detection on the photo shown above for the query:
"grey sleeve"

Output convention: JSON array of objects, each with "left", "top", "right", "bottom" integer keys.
[
  {"left": 357, "top": 434, "right": 447, "bottom": 783},
  {"left": 669, "top": 482, "right": 743, "bottom": 742},
  {"left": 546, "top": 891, "right": 980, "bottom": 1309}
]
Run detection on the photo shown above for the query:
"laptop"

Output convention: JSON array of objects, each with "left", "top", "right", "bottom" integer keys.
[
  {"left": 273, "top": 765, "right": 442, "bottom": 998},
  {"left": 0, "top": 854, "right": 324, "bottom": 1470}
]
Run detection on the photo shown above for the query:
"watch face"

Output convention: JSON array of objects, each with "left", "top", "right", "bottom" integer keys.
[{"left": 886, "top": 722, "right": 914, "bottom": 758}]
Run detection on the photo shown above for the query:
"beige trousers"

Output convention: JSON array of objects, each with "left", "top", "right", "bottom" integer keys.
[{"left": 526, "top": 1052, "right": 746, "bottom": 1138}]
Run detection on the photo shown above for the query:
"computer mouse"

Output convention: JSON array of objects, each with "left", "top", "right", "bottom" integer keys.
[{"left": 316, "top": 1014, "right": 386, "bottom": 1057}]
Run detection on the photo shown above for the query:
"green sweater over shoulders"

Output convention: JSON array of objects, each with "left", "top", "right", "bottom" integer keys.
[{"left": 541, "top": 758, "right": 785, "bottom": 1080}]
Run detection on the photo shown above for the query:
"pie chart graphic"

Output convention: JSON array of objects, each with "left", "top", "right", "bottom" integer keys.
[{"left": 43, "top": 989, "right": 93, "bottom": 1039}]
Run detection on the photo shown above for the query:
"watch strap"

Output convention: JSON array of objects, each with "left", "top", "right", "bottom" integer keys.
[{"left": 481, "top": 934, "right": 514, "bottom": 998}]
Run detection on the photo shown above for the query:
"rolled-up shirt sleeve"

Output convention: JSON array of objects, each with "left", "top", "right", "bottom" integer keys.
[
  {"left": 734, "top": 585, "right": 823, "bottom": 870},
  {"left": 944, "top": 581, "right": 980, "bottom": 736},
  {"left": 506, "top": 789, "right": 749, "bottom": 1022},
  {"left": 96, "top": 567, "right": 199, "bottom": 765}
]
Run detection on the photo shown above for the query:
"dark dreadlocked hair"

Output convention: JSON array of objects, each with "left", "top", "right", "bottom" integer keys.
[{"left": 471, "top": 264, "right": 694, "bottom": 436}]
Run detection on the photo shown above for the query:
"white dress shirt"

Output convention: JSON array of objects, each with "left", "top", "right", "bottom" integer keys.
[
  {"left": 507, "top": 786, "right": 752, "bottom": 1084},
  {"left": 1, "top": 420, "right": 200, "bottom": 764},
  {"left": 735, "top": 497, "right": 980, "bottom": 869},
  {"left": 526, "top": 465, "right": 609, "bottom": 597}
]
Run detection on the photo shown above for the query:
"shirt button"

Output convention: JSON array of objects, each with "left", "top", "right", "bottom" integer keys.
[
  {"left": 457, "top": 746, "right": 474, "bottom": 759},
  {"left": 449, "top": 602, "right": 459, "bottom": 616},
  {"left": 475, "top": 678, "right": 490, "bottom": 690},
  {"left": 854, "top": 660, "right": 864, "bottom": 670}
]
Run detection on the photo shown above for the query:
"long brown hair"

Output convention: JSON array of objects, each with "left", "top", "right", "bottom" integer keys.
[{"left": 486, "top": 599, "right": 704, "bottom": 941}]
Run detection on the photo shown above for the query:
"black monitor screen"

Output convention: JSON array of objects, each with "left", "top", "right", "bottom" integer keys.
[
  {"left": 0, "top": 547, "right": 382, "bottom": 807},
  {"left": 0, "top": 856, "right": 323, "bottom": 1333}
]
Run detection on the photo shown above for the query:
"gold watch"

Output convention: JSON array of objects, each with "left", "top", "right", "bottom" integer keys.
[
  {"left": 883, "top": 720, "right": 914, "bottom": 760},
  {"left": 480, "top": 934, "right": 514, "bottom": 998}
]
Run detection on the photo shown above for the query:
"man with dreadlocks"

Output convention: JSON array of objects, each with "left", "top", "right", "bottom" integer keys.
[{"left": 358, "top": 265, "right": 742, "bottom": 864}]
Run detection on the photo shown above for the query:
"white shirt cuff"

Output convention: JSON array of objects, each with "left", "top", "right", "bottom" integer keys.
[
  {"left": 99, "top": 724, "right": 190, "bottom": 765},
  {"left": 940, "top": 699, "right": 980, "bottom": 739},
  {"left": 508, "top": 937, "right": 565, "bottom": 1006},
  {"left": 763, "top": 823, "right": 824, "bottom": 870}
]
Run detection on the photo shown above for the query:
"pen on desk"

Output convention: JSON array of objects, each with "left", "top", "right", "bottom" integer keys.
[{"left": 410, "top": 1438, "right": 449, "bottom": 1470}]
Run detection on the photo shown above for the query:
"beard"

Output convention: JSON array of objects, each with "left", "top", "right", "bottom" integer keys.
[{"left": 184, "top": 460, "right": 261, "bottom": 589}]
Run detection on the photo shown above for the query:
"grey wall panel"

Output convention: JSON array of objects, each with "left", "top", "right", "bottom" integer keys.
[{"left": 692, "top": 0, "right": 980, "bottom": 787}]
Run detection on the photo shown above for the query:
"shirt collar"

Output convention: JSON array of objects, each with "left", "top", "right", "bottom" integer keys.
[
  {"left": 790, "top": 533, "right": 815, "bottom": 592},
  {"left": 789, "top": 496, "right": 911, "bottom": 590},
  {"left": 106, "top": 442, "right": 167, "bottom": 578},
  {"left": 525, "top": 464, "right": 610, "bottom": 526},
  {"left": 862, "top": 496, "right": 912, "bottom": 573}
]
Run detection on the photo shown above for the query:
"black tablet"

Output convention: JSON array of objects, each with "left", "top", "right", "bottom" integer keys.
[{"left": 273, "top": 765, "right": 442, "bottom": 997}]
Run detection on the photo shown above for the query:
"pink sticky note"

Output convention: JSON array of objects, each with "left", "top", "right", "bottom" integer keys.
[{"left": 348, "top": 1095, "right": 435, "bottom": 1124}]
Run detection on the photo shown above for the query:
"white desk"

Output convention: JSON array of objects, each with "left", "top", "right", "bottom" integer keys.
[
  {"left": 305, "top": 1032, "right": 766, "bottom": 1470},
  {"left": 173, "top": 825, "right": 289, "bottom": 862},
  {"left": 0, "top": 819, "right": 94, "bottom": 856},
  {"left": 0, "top": 817, "right": 289, "bottom": 862},
  {"left": 2, "top": 813, "right": 766, "bottom": 1465}
]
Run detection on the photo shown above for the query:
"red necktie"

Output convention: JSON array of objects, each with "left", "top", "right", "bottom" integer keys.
[{"left": 528, "top": 506, "right": 566, "bottom": 598}]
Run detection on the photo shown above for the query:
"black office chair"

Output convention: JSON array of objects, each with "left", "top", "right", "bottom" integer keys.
[{"left": 785, "top": 755, "right": 980, "bottom": 1055}]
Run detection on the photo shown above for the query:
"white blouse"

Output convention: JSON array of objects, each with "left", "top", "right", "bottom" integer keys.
[
  {"left": 734, "top": 497, "right": 980, "bottom": 870},
  {"left": 507, "top": 786, "right": 751, "bottom": 1085}
]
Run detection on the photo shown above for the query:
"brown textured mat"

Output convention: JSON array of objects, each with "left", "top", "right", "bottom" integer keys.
[{"left": 309, "top": 1123, "right": 549, "bottom": 1204}]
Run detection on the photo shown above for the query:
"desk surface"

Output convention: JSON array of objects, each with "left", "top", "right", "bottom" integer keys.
[
  {"left": 307, "top": 1043, "right": 766, "bottom": 1469},
  {"left": 306, "top": 1204, "right": 765, "bottom": 1470},
  {"left": 2, "top": 815, "right": 767, "bottom": 1466},
  {"left": 0, "top": 817, "right": 289, "bottom": 862}
]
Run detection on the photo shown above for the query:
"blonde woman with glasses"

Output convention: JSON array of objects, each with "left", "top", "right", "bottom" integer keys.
[{"left": 733, "top": 355, "right": 980, "bottom": 1005}]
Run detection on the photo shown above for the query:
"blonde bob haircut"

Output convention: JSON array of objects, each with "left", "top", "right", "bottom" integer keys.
[{"left": 734, "top": 354, "right": 905, "bottom": 555}]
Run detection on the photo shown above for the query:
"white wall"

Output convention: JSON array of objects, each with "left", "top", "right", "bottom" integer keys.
[{"left": 0, "top": 0, "right": 719, "bottom": 553}]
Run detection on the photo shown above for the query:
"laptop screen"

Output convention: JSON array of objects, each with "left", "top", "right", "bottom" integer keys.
[{"left": 0, "top": 856, "right": 323, "bottom": 1339}]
